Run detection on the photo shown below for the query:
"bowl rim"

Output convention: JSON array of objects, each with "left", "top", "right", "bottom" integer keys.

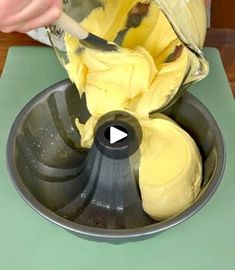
[{"left": 6, "top": 79, "right": 226, "bottom": 239}]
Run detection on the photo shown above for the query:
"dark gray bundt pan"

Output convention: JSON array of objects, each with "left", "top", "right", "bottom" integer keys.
[{"left": 7, "top": 79, "right": 225, "bottom": 241}]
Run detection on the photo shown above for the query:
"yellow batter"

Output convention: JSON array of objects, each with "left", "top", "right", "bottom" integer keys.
[
  {"left": 65, "top": 0, "right": 190, "bottom": 114},
  {"left": 139, "top": 115, "right": 202, "bottom": 220},
  {"left": 64, "top": 0, "right": 202, "bottom": 220}
]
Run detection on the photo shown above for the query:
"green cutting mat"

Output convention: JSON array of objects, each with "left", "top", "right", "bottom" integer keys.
[{"left": 0, "top": 47, "right": 235, "bottom": 270}]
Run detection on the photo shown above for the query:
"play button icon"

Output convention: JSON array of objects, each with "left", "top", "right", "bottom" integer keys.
[
  {"left": 94, "top": 111, "right": 142, "bottom": 159},
  {"left": 108, "top": 126, "right": 128, "bottom": 144}
]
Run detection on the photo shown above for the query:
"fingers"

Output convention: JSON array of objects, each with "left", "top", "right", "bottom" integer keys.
[
  {"left": 18, "top": 6, "right": 62, "bottom": 32},
  {"left": 0, "top": 0, "right": 62, "bottom": 33}
]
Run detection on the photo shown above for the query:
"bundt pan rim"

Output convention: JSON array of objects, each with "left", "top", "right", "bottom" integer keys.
[{"left": 6, "top": 79, "right": 226, "bottom": 240}]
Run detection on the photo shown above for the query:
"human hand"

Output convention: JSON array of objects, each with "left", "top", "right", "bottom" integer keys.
[{"left": 0, "top": 0, "right": 62, "bottom": 33}]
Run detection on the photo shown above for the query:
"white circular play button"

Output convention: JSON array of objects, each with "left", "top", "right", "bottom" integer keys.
[
  {"left": 104, "top": 124, "right": 129, "bottom": 145},
  {"left": 109, "top": 126, "right": 128, "bottom": 144},
  {"left": 94, "top": 111, "right": 142, "bottom": 159}
]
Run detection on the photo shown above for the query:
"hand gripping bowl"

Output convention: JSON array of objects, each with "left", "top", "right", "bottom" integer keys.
[{"left": 7, "top": 79, "right": 225, "bottom": 241}]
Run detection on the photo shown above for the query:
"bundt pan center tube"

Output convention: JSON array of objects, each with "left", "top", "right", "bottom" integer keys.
[{"left": 7, "top": 79, "right": 225, "bottom": 240}]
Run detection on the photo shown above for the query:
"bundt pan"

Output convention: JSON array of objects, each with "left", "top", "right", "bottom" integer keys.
[{"left": 7, "top": 79, "right": 225, "bottom": 241}]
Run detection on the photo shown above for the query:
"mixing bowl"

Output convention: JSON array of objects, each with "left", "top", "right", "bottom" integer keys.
[
  {"left": 48, "top": 0, "right": 209, "bottom": 112},
  {"left": 7, "top": 79, "right": 225, "bottom": 241}
]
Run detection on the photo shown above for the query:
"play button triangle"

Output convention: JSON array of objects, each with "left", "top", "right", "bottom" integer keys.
[{"left": 110, "top": 126, "right": 128, "bottom": 144}]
